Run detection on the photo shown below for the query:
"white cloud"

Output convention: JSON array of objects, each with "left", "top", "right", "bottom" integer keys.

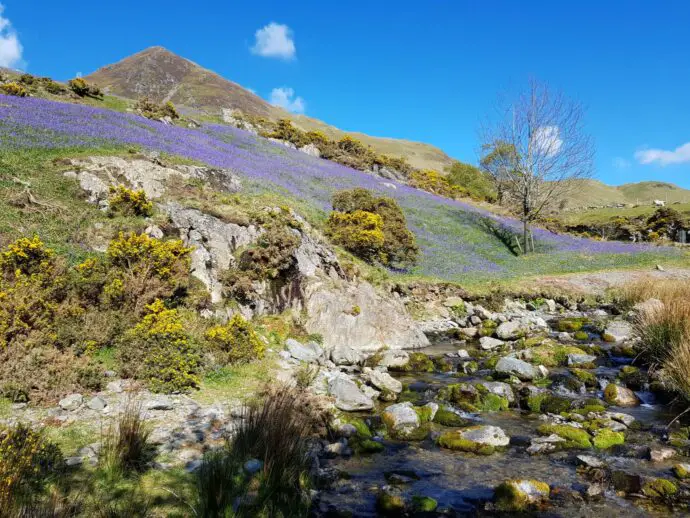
[
  {"left": 251, "top": 22, "right": 295, "bottom": 60},
  {"left": 613, "top": 157, "right": 630, "bottom": 170},
  {"left": 76, "top": 71, "right": 82, "bottom": 78},
  {"left": 533, "top": 126, "right": 562, "bottom": 156},
  {"left": 269, "top": 87, "right": 305, "bottom": 113},
  {"left": 0, "top": 4, "right": 23, "bottom": 69},
  {"left": 635, "top": 142, "right": 690, "bottom": 166}
]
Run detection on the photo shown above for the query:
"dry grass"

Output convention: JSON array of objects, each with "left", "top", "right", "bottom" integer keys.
[
  {"left": 613, "top": 277, "right": 690, "bottom": 308},
  {"left": 100, "top": 399, "right": 154, "bottom": 477},
  {"left": 620, "top": 278, "right": 690, "bottom": 402}
]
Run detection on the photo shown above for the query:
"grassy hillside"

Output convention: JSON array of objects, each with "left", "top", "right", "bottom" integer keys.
[
  {"left": 0, "top": 94, "right": 684, "bottom": 286},
  {"left": 561, "top": 179, "right": 690, "bottom": 210},
  {"left": 85, "top": 47, "right": 455, "bottom": 172}
]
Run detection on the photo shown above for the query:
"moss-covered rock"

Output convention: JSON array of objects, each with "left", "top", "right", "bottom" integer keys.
[
  {"left": 593, "top": 429, "right": 625, "bottom": 449},
  {"left": 402, "top": 352, "right": 435, "bottom": 373},
  {"left": 573, "top": 330, "right": 589, "bottom": 341},
  {"left": 537, "top": 424, "right": 592, "bottom": 448},
  {"left": 603, "top": 384, "right": 640, "bottom": 407},
  {"left": 570, "top": 368, "right": 598, "bottom": 387},
  {"left": 618, "top": 365, "right": 646, "bottom": 391},
  {"left": 527, "top": 343, "right": 587, "bottom": 367},
  {"left": 480, "top": 393, "right": 510, "bottom": 412},
  {"left": 527, "top": 393, "right": 571, "bottom": 414},
  {"left": 355, "top": 439, "right": 385, "bottom": 453},
  {"left": 557, "top": 318, "right": 587, "bottom": 333},
  {"left": 377, "top": 489, "right": 406, "bottom": 514},
  {"left": 433, "top": 407, "right": 470, "bottom": 427},
  {"left": 411, "top": 495, "right": 438, "bottom": 512},
  {"left": 673, "top": 463, "right": 690, "bottom": 480},
  {"left": 642, "top": 478, "right": 678, "bottom": 499},
  {"left": 494, "top": 479, "right": 550, "bottom": 512},
  {"left": 437, "top": 433, "right": 495, "bottom": 455}
]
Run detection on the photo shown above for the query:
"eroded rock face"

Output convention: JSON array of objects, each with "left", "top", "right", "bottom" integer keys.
[
  {"left": 164, "top": 203, "right": 262, "bottom": 303},
  {"left": 305, "top": 279, "right": 430, "bottom": 353}
]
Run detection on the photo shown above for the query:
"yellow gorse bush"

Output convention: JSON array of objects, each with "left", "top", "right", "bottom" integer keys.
[
  {"left": 119, "top": 299, "right": 200, "bottom": 393},
  {"left": 206, "top": 314, "right": 266, "bottom": 365},
  {"left": 0, "top": 235, "right": 56, "bottom": 278},
  {"left": 325, "top": 210, "right": 385, "bottom": 263},
  {"left": 0, "top": 424, "right": 63, "bottom": 508},
  {"left": 108, "top": 185, "right": 154, "bottom": 216},
  {"left": 0, "top": 82, "right": 28, "bottom": 97},
  {"left": 107, "top": 232, "right": 191, "bottom": 279}
]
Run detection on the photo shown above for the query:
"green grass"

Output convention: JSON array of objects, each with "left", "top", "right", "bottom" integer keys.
[
  {"left": 44, "top": 421, "right": 100, "bottom": 456},
  {"left": 196, "top": 358, "right": 274, "bottom": 405},
  {"left": 560, "top": 202, "right": 690, "bottom": 226},
  {"left": 0, "top": 398, "right": 11, "bottom": 419}
]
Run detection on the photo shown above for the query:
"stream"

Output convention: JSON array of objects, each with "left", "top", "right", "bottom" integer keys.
[{"left": 313, "top": 317, "right": 689, "bottom": 517}]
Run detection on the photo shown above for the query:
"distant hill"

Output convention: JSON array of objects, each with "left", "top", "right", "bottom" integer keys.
[
  {"left": 561, "top": 179, "right": 690, "bottom": 209},
  {"left": 85, "top": 46, "right": 454, "bottom": 172}
]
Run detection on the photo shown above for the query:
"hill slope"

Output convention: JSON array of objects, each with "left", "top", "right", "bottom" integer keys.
[
  {"left": 564, "top": 179, "right": 690, "bottom": 209},
  {"left": 0, "top": 94, "right": 681, "bottom": 284},
  {"left": 85, "top": 46, "right": 454, "bottom": 172}
]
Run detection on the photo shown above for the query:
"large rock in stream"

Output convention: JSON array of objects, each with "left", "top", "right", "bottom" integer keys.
[
  {"left": 494, "top": 357, "right": 540, "bottom": 381},
  {"left": 328, "top": 375, "right": 374, "bottom": 411}
]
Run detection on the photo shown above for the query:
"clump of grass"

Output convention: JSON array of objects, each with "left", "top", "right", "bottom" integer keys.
[
  {"left": 195, "top": 386, "right": 318, "bottom": 517},
  {"left": 294, "top": 362, "right": 320, "bottom": 389},
  {"left": 621, "top": 278, "right": 690, "bottom": 414},
  {"left": 100, "top": 400, "right": 153, "bottom": 478}
]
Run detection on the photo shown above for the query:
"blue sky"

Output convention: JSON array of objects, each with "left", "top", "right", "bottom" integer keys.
[{"left": 3, "top": 1, "right": 690, "bottom": 188}]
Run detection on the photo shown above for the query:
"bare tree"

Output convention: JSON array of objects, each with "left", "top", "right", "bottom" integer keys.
[{"left": 480, "top": 80, "right": 595, "bottom": 252}]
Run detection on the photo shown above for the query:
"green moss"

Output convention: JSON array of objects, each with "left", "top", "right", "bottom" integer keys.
[
  {"left": 557, "top": 318, "right": 587, "bottom": 333},
  {"left": 414, "top": 405, "right": 435, "bottom": 424},
  {"left": 527, "top": 393, "right": 571, "bottom": 414},
  {"left": 571, "top": 404, "right": 606, "bottom": 416},
  {"left": 463, "top": 361, "right": 479, "bottom": 374},
  {"left": 593, "top": 429, "right": 625, "bottom": 449},
  {"left": 411, "top": 495, "right": 438, "bottom": 512},
  {"left": 342, "top": 417, "right": 372, "bottom": 439},
  {"left": 402, "top": 352, "right": 435, "bottom": 373},
  {"left": 433, "top": 356, "right": 454, "bottom": 373},
  {"left": 669, "top": 428, "right": 690, "bottom": 448},
  {"left": 530, "top": 344, "right": 587, "bottom": 367},
  {"left": 397, "top": 389, "right": 423, "bottom": 404},
  {"left": 437, "top": 432, "right": 495, "bottom": 455},
  {"left": 433, "top": 407, "right": 471, "bottom": 427},
  {"left": 480, "top": 393, "right": 509, "bottom": 412},
  {"left": 537, "top": 424, "right": 592, "bottom": 448},
  {"left": 642, "top": 478, "right": 678, "bottom": 499},
  {"left": 479, "top": 320, "right": 498, "bottom": 337},
  {"left": 573, "top": 330, "right": 589, "bottom": 341},
  {"left": 494, "top": 480, "right": 550, "bottom": 512},
  {"left": 570, "top": 368, "right": 598, "bottom": 387},
  {"left": 603, "top": 384, "right": 627, "bottom": 405},
  {"left": 355, "top": 439, "right": 385, "bottom": 454},
  {"left": 377, "top": 491, "right": 406, "bottom": 514},
  {"left": 484, "top": 356, "right": 499, "bottom": 369},
  {"left": 673, "top": 464, "right": 690, "bottom": 480}
]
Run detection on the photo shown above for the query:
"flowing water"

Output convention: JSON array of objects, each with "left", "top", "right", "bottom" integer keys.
[{"left": 315, "top": 320, "right": 690, "bottom": 517}]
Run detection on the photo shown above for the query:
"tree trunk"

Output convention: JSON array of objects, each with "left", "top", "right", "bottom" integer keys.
[{"left": 523, "top": 220, "right": 530, "bottom": 254}]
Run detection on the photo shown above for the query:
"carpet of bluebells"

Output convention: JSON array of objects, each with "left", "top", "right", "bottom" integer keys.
[{"left": 0, "top": 95, "right": 681, "bottom": 281}]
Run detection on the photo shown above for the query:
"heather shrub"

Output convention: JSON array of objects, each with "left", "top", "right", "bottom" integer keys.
[
  {"left": 68, "top": 77, "right": 101, "bottom": 97},
  {"left": 327, "top": 188, "right": 419, "bottom": 268},
  {"left": 325, "top": 210, "right": 385, "bottom": 263},
  {"left": 0, "top": 81, "right": 28, "bottom": 97},
  {"left": 118, "top": 299, "right": 201, "bottom": 393},
  {"left": 205, "top": 314, "right": 265, "bottom": 365},
  {"left": 18, "top": 73, "right": 35, "bottom": 85},
  {"left": 0, "top": 423, "right": 64, "bottom": 509},
  {"left": 222, "top": 225, "right": 300, "bottom": 303},
  {"left": 108, "top": 185, "right": 154, "bottom": 217},
  {"left": 42, "top": 78, "right": 66, "bottom": 95}
]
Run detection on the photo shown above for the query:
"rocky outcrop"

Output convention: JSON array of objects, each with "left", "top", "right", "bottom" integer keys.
[{"left": 304, "top": 279, "right": 429, "bottom": 352}]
